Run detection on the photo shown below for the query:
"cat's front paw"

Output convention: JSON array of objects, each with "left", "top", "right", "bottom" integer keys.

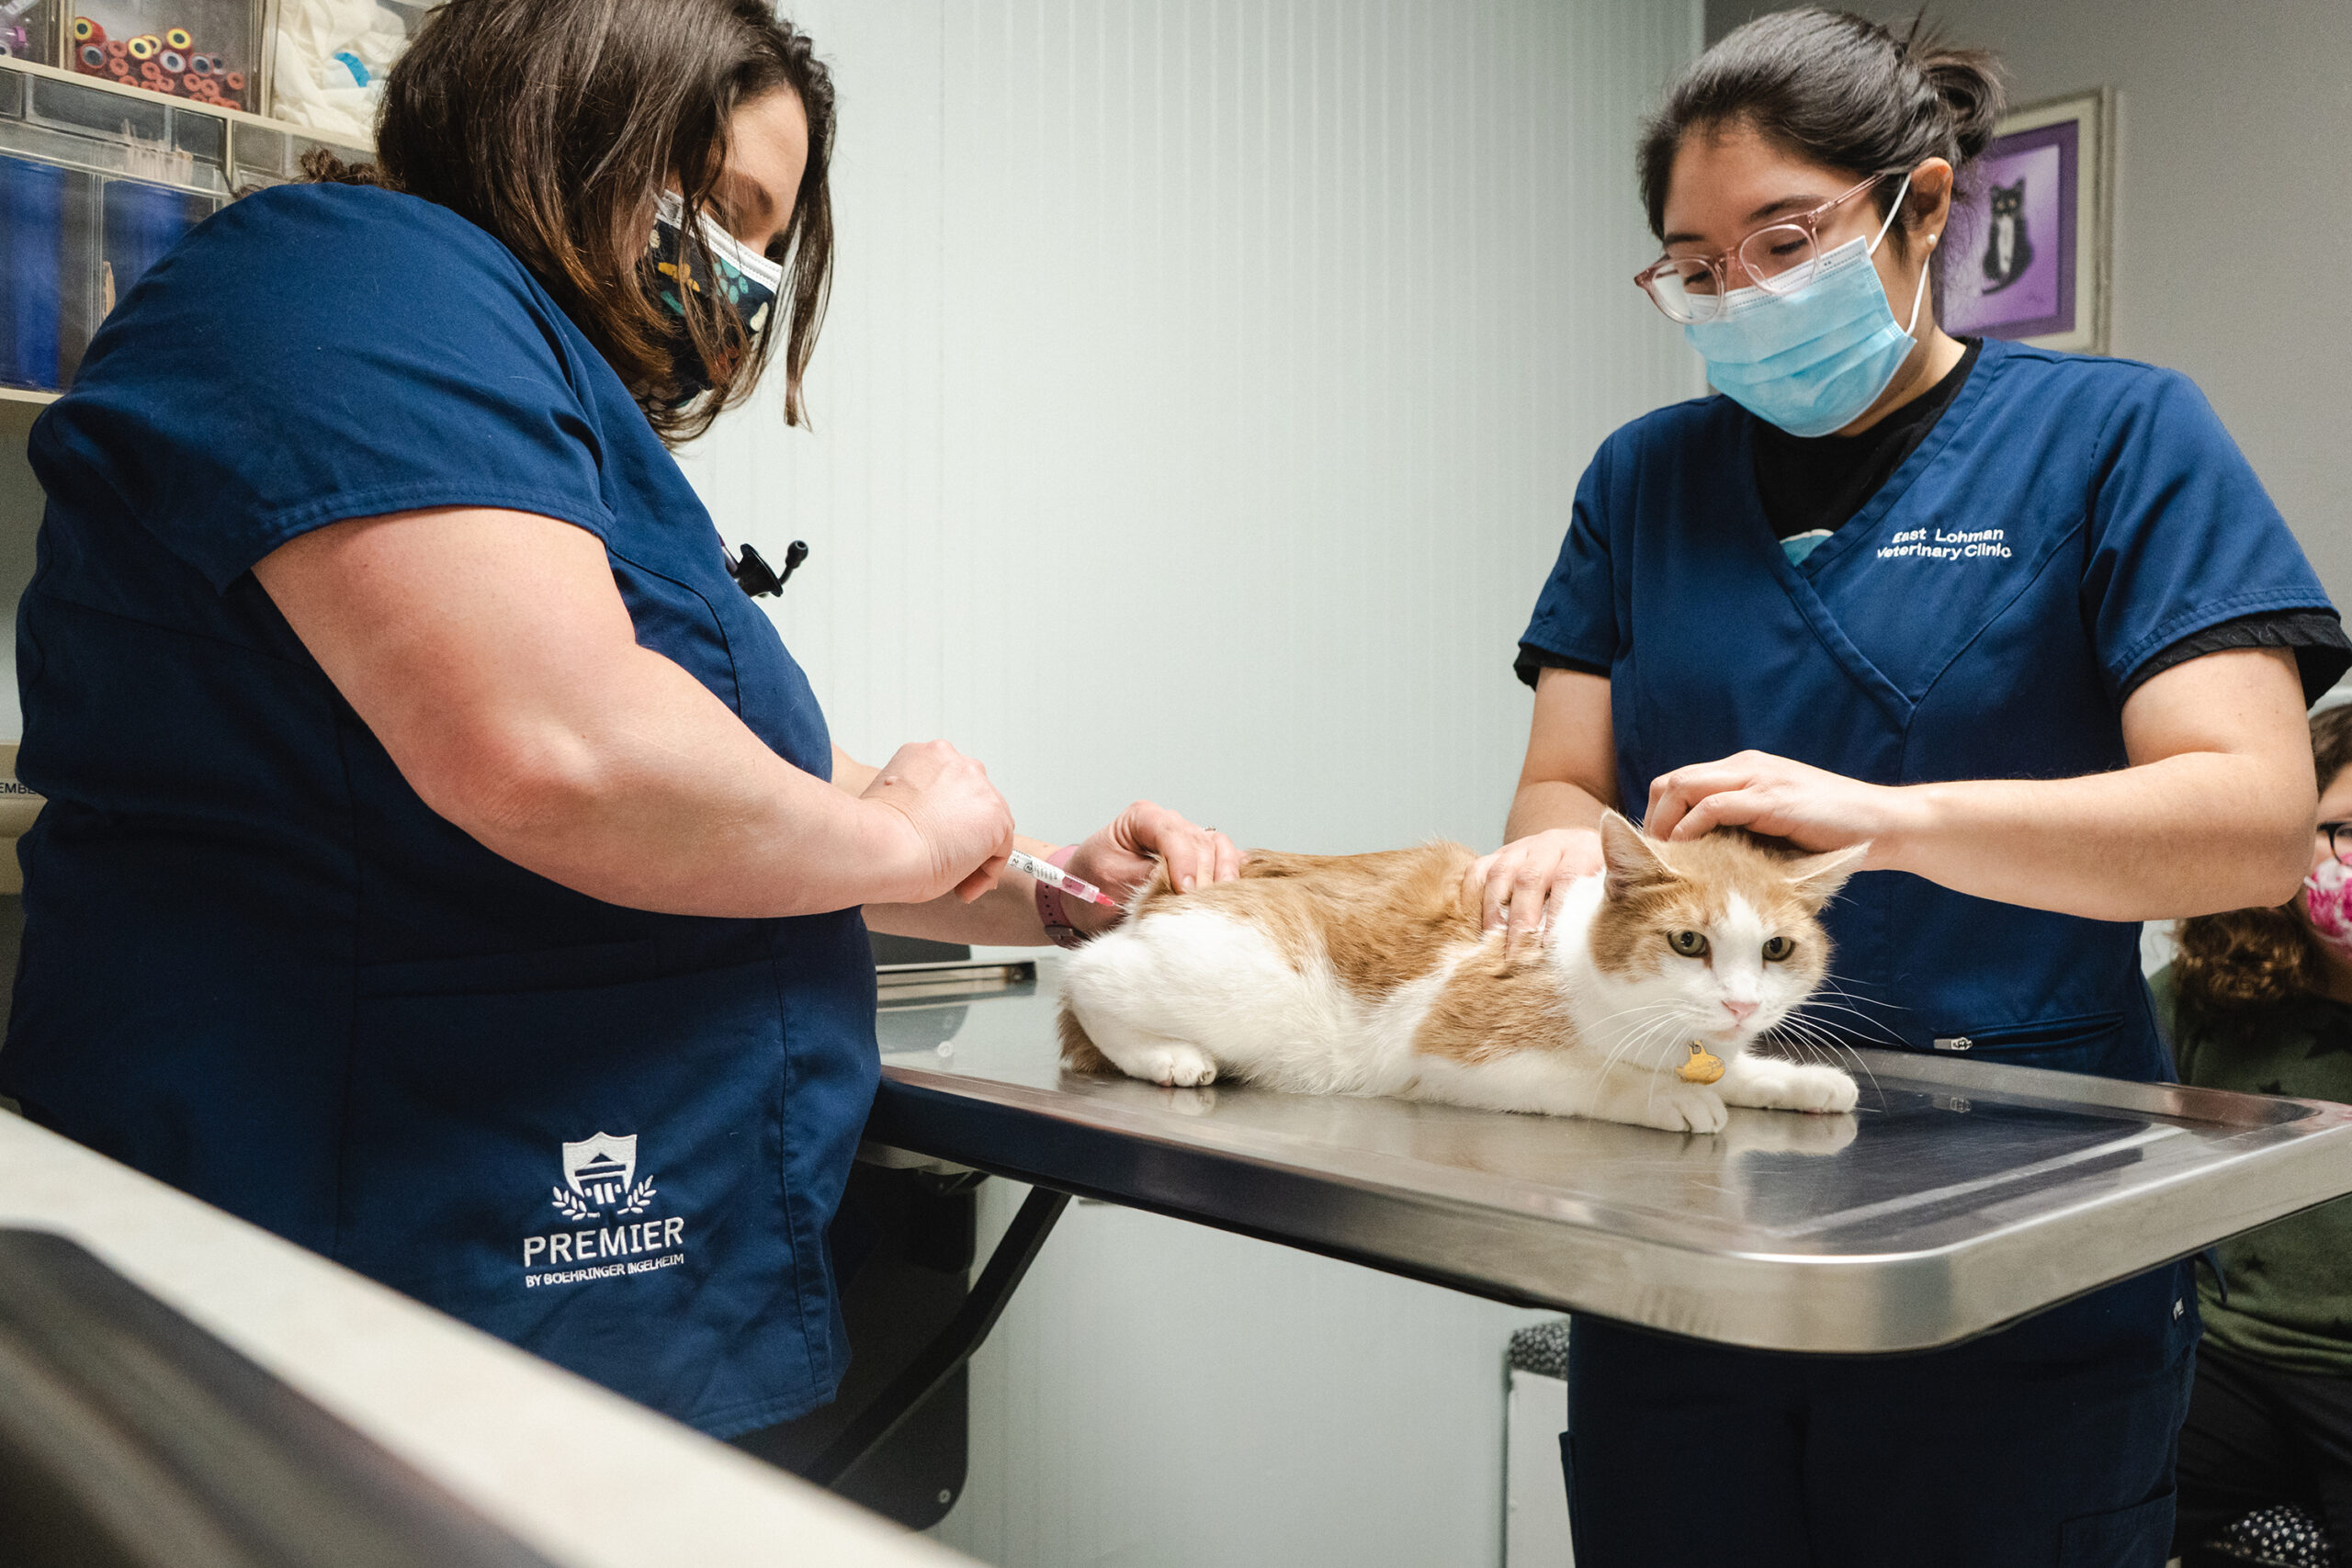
[
  {"left": 1629, "top": 1080, "right": 1728, "bottom": 1134},
  {"left": 1720, "top": 1060, "right": 1859, "bottom": 1114},
  {"left": 1769, "top": 1064, "right": 1857, "bottom": 1114},
  {"left": 1132, "top": 1042, "right": 1218, "bottom": 1089}
]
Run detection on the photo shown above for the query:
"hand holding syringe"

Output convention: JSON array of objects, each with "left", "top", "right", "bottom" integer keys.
[{"left": 1008, "top": 848, "right": 1120, "bottom": 908}]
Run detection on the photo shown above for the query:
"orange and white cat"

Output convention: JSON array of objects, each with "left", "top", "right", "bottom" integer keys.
[{"left": 1057, "top": 812, "right": 1865, "bottom": 1134}]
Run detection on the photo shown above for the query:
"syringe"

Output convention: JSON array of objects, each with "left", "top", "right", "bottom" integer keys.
[{"left": 1007, "top": 849, "right": 1120, "bottom": 908}]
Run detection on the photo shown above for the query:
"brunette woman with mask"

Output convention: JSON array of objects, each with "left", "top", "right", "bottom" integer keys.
[{"left": 0, "top": 0, "right": 1235, "bottom": 1439}]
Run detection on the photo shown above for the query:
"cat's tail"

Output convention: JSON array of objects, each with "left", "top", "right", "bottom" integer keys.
[{"left": 1057, "top": 1002, "right": 1114, "bottom": 1075}]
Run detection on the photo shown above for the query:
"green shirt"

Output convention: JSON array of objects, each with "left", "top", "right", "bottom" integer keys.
[{"left": 2154, "top": 963, "right": 2352, "bottom": 1376}]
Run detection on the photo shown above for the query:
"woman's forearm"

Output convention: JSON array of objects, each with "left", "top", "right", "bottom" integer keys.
[
  {"left": 1872, "top": 649, "right": 2314, "bottom": 919},
  {"left": 1883, "top": 754, "right": 2310, "bottom": 921},
  {"left": 1504, "top": 779, "right": 1614, "bottom": 842},
  {"left": 253, "top": 509, "right": 1008, "bottom": 922},
  {"left": 1645, "top": 649, "right": 2315, "bottom": 923},
  {"left": 445, "top": 647, "right": 944, "bottom": 918}
]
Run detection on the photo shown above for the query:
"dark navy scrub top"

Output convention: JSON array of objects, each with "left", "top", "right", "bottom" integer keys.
[
  {"left": 1, "top": 182, "right": 877, "bottom": 1438},
  {"left": 1521, "top": 335, "right": 2337, "bottom": 1081}
]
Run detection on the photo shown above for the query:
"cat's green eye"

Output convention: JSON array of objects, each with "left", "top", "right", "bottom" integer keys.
[
  {"left": 1762, "top": 936, "right": 1795, "bottom": 962},
  {"left": 1668, "top": 930, "right": 1710, "bottom": 958}
]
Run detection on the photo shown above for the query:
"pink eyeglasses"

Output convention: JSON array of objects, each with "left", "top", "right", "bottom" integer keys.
[{"left": 1635, "top": 172, "right": 1898, "bottom": 324}]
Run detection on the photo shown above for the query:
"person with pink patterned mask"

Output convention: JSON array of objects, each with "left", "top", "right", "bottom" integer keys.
[
  {"left": 2301, "top": 804, "right": 2352, "bottom": 968},
  {"left": 2158, "top": 703, "right": 2352, "bottom": 1563}
]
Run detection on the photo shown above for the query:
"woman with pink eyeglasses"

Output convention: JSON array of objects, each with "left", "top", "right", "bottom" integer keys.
[{"left": 1473, "top": 8, "right": 2346, "bottom": 1565}]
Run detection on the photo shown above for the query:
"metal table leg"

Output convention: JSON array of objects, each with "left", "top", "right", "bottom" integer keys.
[{"left": 804, "top": 1184, "right": 1071, "bottom": 1490}]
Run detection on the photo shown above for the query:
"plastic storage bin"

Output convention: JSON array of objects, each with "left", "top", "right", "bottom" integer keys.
[
  {"left": 0, "top": 63, "right": 228, "bottom": 389},
  {"left": 2, "top": 2, "right": 61, "bottom": 64},
  {"left": 98, "top": 174, "right": 212, "bottom": 310},
  {"left": 62, "top": 0, "right": 269, "bottom": 114},
  {"left": 0, "top": 152, "right": 98, "bottom": 390}
]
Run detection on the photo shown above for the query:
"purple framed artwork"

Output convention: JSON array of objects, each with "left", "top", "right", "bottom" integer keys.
[{"left": 1943, "top": 90, "right": 2111, "bottom": 354}]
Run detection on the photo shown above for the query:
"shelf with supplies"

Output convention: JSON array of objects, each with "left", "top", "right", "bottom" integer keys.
[
  {"left": 5, "top": 1, "right": 435, "bottom": 140},
  {"left": 0, "top": 53, "right": 371, "bottom": 395}
]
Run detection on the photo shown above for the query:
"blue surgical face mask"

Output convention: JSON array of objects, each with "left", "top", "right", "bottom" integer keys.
[
  {"left": 648, "top": 191, "right": 783, "bottom": 403},
  {"left": 1681, "top": 179, "right": 1933, "bottom": 439}
]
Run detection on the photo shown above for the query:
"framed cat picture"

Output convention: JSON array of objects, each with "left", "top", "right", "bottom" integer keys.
[{"left": 1943, "top": 89, "right": 2113, "bottom": 354}]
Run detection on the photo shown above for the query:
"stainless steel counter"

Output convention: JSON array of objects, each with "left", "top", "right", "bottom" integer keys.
[
  {"left": 865, "top": 963, "right": 2352, "bottom": 1355},
  {"left": 0, "top": 1109, "right": 976, "bottom": 1568}
]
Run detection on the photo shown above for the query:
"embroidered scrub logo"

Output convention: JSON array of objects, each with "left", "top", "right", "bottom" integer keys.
[
  {"left": 526, "top": 1131, "right": 686, "bottom": 1289},
  {"left": 1878, "top": 525, "right": 2014, "bottom": 563},
  {"left": 550, "top": 1131, "right": 656, "bottom": 1222}
]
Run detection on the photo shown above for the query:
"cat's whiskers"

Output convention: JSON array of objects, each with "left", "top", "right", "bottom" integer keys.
[
  {"left": 1578, "top": 997, "right": 1703, "bottom": 1071},
  {"left": 1589, "top": 1007, "right": 1683, "bottom": 1080},
  {"left": 1768, "top": 1013, "right": 1881, "bottom": 1100},
  {"left": 1792, "top": 973, "right": 1909, "bottom": 1037},
  {"left": 1603, "top": 1008, "right": 1711, "bottom": 1086},
  {"left": 1784, "top": 996, "right": 1907, "bottom": 1066},
  {"left": 1811, "top": 968, "right": 1906, "bottom": 1012}
]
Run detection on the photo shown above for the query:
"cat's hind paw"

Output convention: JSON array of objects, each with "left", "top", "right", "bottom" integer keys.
[{"left": 1131, "top": 1042, "right": 1218, "bottom": 1089}]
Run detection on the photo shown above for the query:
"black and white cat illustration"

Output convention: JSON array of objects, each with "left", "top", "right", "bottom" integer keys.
[{"left": 1980, "top": 179, "right": 2033, "bottom": 294}]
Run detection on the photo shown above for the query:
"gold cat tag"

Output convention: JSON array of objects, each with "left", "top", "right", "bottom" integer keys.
[{"left": 1678, "top": 1041, "right": 1724, "bottom": 1085}]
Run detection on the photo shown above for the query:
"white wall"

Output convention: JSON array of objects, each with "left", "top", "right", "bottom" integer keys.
[
  {"left": 1705, "top": 0, "right": 2352, "bottom": 608},
  {"left": 679, "top": 3, "right": 1702, "bottom": 1564},
  {"left": 680, "top": 0, "right": 1702, "bottom": 856}
]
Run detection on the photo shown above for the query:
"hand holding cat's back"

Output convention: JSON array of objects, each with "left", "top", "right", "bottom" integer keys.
[{"left": 1464, "top": 827, "right": 1606, "bottom": 956}]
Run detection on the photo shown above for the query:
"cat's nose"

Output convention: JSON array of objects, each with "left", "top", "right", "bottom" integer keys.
[{"left": 1722, "top": 999, "right": 1758, "bottom": 1025}]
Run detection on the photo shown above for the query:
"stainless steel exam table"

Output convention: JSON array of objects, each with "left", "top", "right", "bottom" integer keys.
[{"left": 818, "top": 959, "right": 2352, "bottom": 1483}]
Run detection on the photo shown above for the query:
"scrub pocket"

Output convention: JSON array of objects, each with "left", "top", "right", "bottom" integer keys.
[
  {"left": 334, "top": 949, "right": 822, "bottom": 1430},
  {"left": 1935, "top": 1010, "right": 2126, "bottom": 1073},
  {"left": 2059, "top": 1490, "right": 2176, "bottom": 1567}
]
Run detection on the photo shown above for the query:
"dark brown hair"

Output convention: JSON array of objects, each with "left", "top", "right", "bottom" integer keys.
[
  {"left": 1638, "top": 8, "right": 2003, "bottom": 305},
  {"left": 304, "top": 0, "right": 833, "bottom": 445},
  {"left": 2174, "top": 705, "right": 2352, "bottom": 1012}
]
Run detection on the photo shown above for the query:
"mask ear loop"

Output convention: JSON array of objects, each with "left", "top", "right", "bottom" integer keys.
[
  {"left": 1864, "top": 174, "right": 1912, "bottom": 256},
  {"left": 1865, "top": 174, "right": 1934, "bottom": 335},
  {"left": 1902, "top": 233, "right": 1938, "bottom": 334}
]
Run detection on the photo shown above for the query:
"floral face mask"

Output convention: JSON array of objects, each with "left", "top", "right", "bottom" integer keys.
[{"left": 647, "top": 191, "right": 782, "bottom": 401}]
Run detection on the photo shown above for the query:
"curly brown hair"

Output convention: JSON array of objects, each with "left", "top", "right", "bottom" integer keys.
[
  {"left": 2174, "top": 704, "right": 2352, "bottom": 1010},
  {"left": 300, "top": 0, "right": 833, "bottom": 446}
]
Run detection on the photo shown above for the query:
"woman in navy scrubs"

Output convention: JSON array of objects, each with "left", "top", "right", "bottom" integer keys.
[
  {"left": 0, "top": 0, "right": 1234, "bottom": 1439},
  {"left": 1476, "top": 10, "right": 2348, "bottom": 1564}
]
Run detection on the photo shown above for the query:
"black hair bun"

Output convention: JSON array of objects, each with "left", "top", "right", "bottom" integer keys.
[{"left": 1901, "top": 17, "right": 2007, "bottom": 164}]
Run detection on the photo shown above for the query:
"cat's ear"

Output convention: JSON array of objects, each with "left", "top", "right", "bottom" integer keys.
[
  {"left": 1599, "top": 810, "right": 1677, "bottom": 900},
  {"left": 1784, "top": 842, "right": 1870, "bottom": 907}
]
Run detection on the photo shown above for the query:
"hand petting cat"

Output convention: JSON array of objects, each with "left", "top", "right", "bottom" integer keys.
[{"left": 1645, "top": 750, "right": 1900, "bottom": 862}]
